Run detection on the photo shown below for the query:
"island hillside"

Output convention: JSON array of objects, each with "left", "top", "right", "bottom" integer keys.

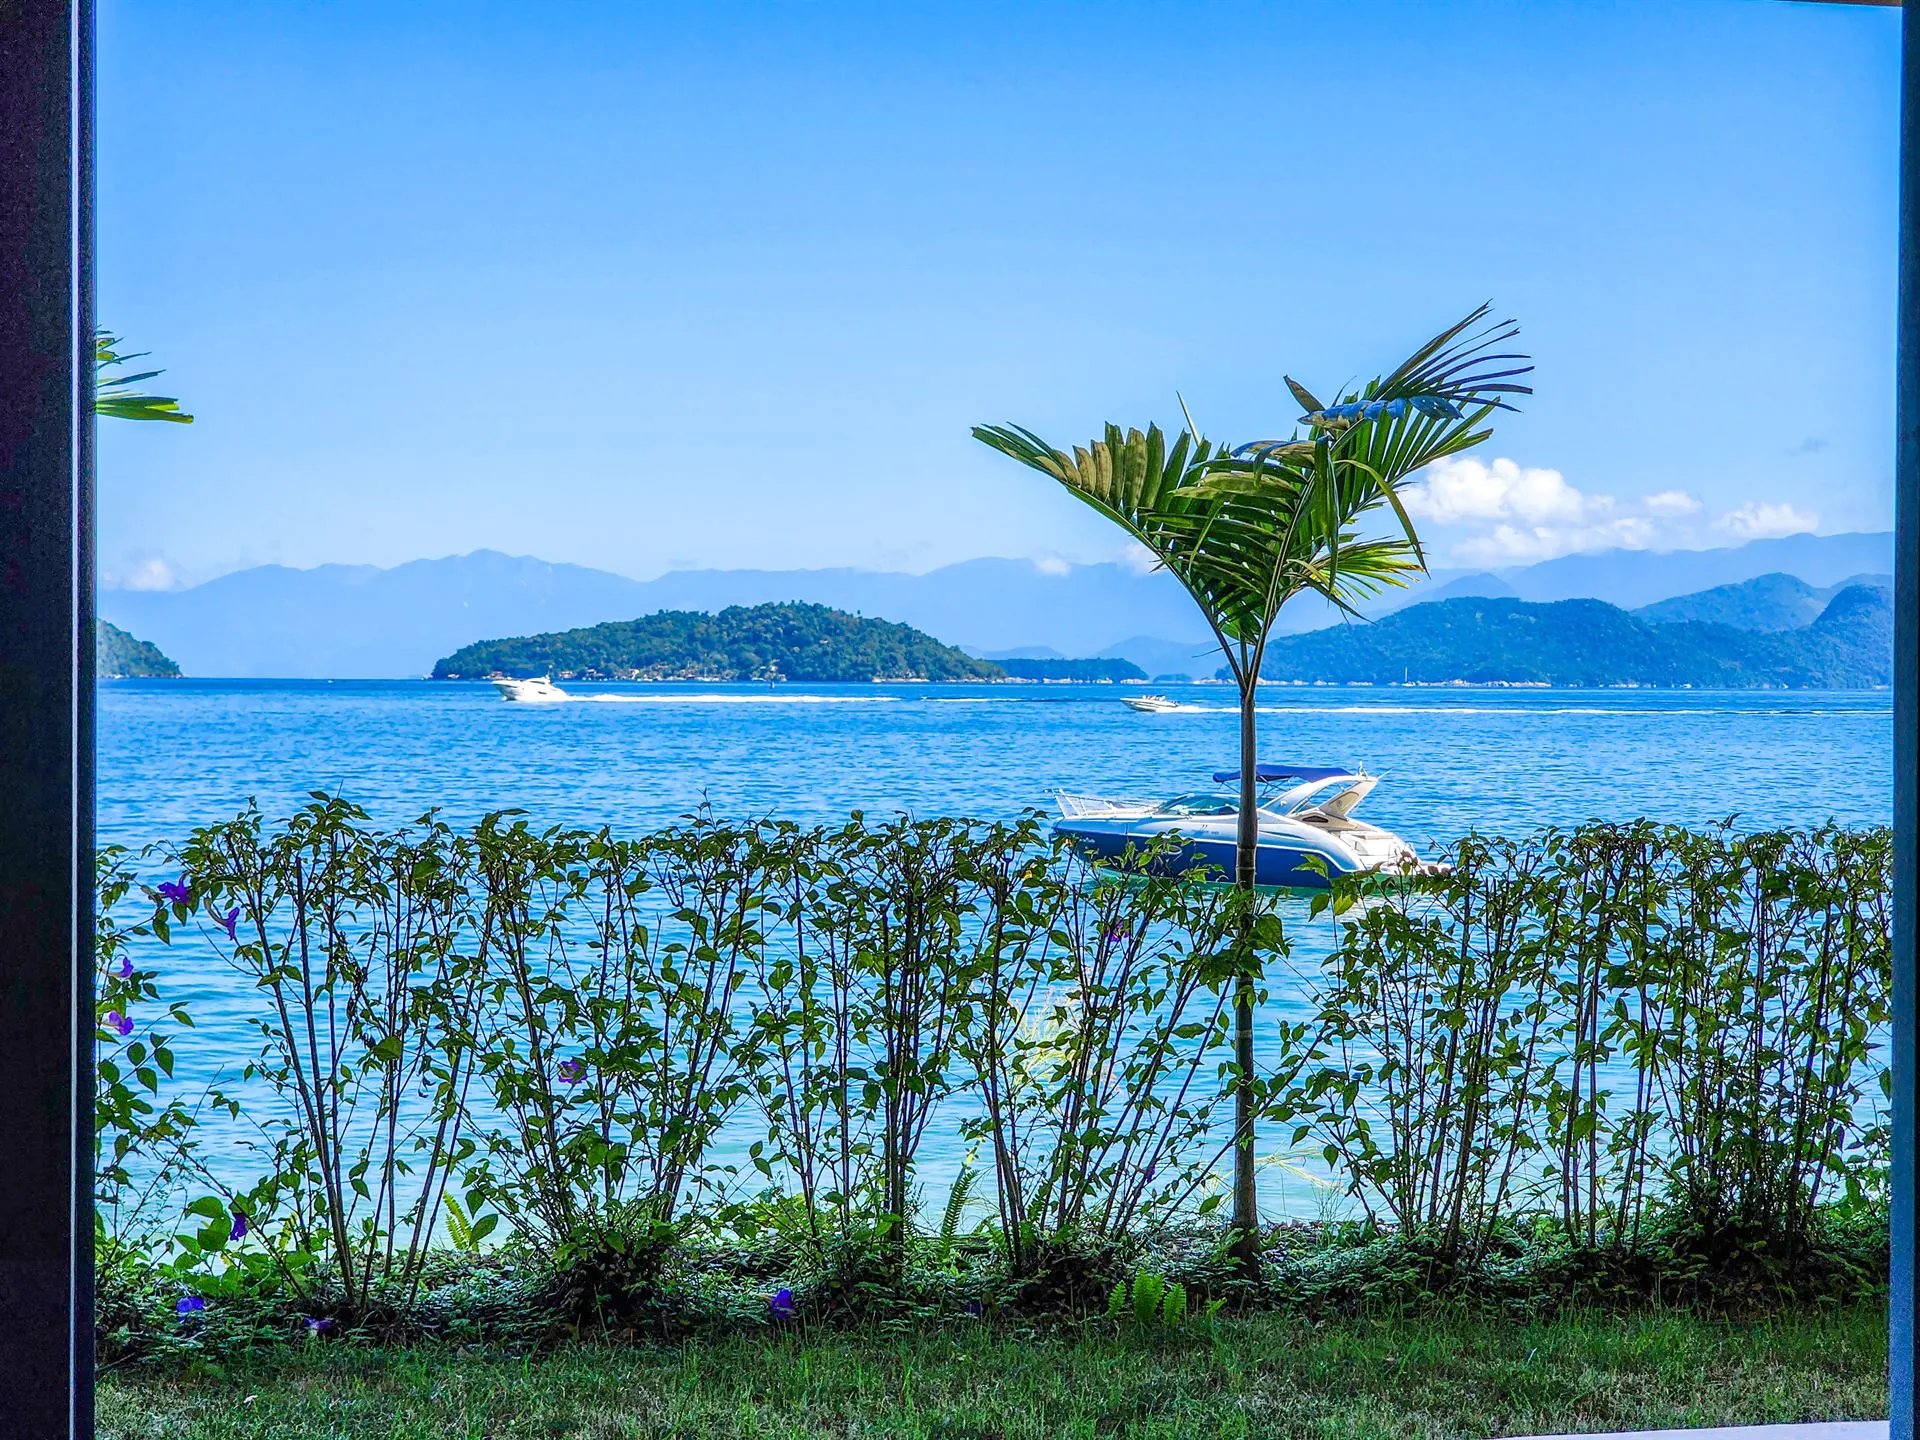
[
  {"left": 993, "top": 657, "right": 1146, "bottom": 682},
  {"left": 1631, "top": 570, "right": 1892, "bottom": 632},
  {"left": 432, "top": 602, "right": 1004, "bottom": 682},
  {"left": 98, "top": 620, "right": 181, "bottom": 678},
  {"left": 1254, "top": 584, "right": 1891, "bottom": 688}
]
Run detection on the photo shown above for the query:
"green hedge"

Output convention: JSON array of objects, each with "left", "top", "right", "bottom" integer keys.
[{"left": 95, "top": 803, "right": 1890, "bottom": 1337}]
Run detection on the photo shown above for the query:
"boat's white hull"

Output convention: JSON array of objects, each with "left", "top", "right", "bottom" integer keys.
[
  {"left": 492, "top": 677, "right": 569, "bottom": 704},
  {"left": 1054, "top": 770, "right": 1437, "bottom": 890},
  {"left": 1054, "top": 811, "right": 1421, "bottom": 888}
]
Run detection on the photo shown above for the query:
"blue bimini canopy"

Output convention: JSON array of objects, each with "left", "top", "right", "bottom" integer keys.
[{"left": 1211, "top": 763, "right": 1353, "bottom": 785}]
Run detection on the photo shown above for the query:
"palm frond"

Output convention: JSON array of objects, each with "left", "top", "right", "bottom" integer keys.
[
  {"left": 1283, "top": 377, "right": 1325, "bottom": 417},
  {"left": 972, "top": 304, "right": 1526, "bottom": 673},
  {"left": 1360, "top": 301, "right": 1533, "bottom": 415},
  {"left": 1233, "top": 304, "right": 1531, "bottom": 444},
  {"left": 95, "top": 330, "right": 194, "bottom": 424},
  {"left": 1297, "top": 537, "right": 1425, "bottom": 618}
]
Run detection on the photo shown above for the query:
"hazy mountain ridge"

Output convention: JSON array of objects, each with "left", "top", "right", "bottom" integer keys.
[
  {"left": 101, "top": 532, "right": 1894, "bottom": 679},
  {"left": 1448, "top": 531, "right": 1893, "bottom": 609},
  {"left": 1631, "top": 572, "right": 1892, "bottom": 632},
  {"left": 1258, "top": 584, "right": 1892, "bottom": 688}
]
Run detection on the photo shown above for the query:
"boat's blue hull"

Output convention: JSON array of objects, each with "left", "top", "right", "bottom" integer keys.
[{"left": 1053, "top": 820, "right": 1353, "bottom": 889}]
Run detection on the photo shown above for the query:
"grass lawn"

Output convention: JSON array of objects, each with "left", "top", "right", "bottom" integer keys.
[{"left": 97, "top": 1305, "right": 1887, "bottom": 1440}]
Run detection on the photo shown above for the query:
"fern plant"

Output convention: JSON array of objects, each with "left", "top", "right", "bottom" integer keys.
[
  {"left": 1105, "top": 1272, "right": 1222, "bottom": 1335},
  {"left": 442, "top": 1195, "right": 498, "bottom": 1255},
  {"left": 933, "top": 1164, "right": 979, "bottom": 1265}
]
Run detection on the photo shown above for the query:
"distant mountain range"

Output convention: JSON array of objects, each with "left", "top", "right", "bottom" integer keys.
[
  {"left": 1258, "top": 582, "right": 1893, "bottom": 688},
  {"left": 101, "top": 531, "right": 1895, "bottom": 680},
  {"left": 1632, "top": 571, "right": 1891, "bottom": 631},
  {"left": 1422, "top": 530, "right": 1893, "bottom": 611},
  {"left": 104, "top": 552, "right": 1206, "bottom": 678}
]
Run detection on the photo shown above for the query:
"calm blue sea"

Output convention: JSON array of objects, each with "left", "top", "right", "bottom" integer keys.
[
  {"left": 101, "top": 679, "right": 1892, "bottom": 852},
  {"left": 99, "top": 680, "right": 1894, "bottom": 1219}
]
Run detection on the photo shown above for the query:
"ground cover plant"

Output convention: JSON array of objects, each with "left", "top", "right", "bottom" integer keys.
[
  {"left": 97, "top": 1305, "right": 1887, "bottom": 1440},
  {"left": 95, "top": 803, "right": 1891, "bottom": 1367}
]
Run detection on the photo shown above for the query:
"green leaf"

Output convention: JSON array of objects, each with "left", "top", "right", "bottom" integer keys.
[
  {"left": 94, "top": 331, "right": 194, "bottom": 424},
  {"left": 367, "top": 1035, "right": 405, "bottom": 1065},
  {"left": 1132, "top": 1272, "right": 1163, "bottom": 1327},
  {"left": 1162, "top": 1281, "right": 1187, "bottom": 1328},
  {"left": 444, "top": 1197, "right": 474, "bottom": 1251}
]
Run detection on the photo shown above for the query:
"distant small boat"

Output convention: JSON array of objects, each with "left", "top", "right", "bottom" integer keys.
[
  {"left": 491, "top": 675, "right": 569, "bottom": 704},
  {"left": 1054, "top": 763, "right": 1437, "bottom": 890},
  {"left": 1123, "top": 694, "right": 1186, "bottom": 713}
]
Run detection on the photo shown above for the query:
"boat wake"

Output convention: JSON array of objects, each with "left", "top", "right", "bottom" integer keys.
[
  {"left": 1136, "top": 702, "right": 1887, "bottom": 718},
  {"left": 568, "top": 692, "right": 902, "bottom": 705}
]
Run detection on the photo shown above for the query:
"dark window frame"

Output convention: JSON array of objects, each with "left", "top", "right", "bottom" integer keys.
[{"left": 0, "top": 1, "right": 94, "bottom": 1435}]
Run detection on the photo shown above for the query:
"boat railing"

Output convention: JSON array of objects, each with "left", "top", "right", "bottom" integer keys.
[{"left": 1056, "top": 792, "right": 1158, "bottom": 819}]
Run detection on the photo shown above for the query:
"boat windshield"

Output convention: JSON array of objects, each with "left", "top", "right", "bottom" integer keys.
[
  {"left": 1153, "top": 793, "right": 1239, "bottom": 817},
  {"left": 1266, "top": 775, "right": 1369, "bottom": 816}
]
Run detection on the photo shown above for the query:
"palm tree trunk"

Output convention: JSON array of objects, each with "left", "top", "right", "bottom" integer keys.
[{"left": 1231, "top": 673, "right": 1259, "bottom": 1275}]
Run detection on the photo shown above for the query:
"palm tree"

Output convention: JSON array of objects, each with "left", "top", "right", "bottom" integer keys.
[
  {"left": 972, "top": 304, "right": 1530, "bottom": 1271},
  {"left": 95, "top": 331, "right": 193, "bottom": 423}
]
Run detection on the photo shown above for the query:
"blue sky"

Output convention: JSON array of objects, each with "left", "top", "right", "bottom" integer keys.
[{"left": 98, "top": 0, "right": 1899, "bottom": 589}]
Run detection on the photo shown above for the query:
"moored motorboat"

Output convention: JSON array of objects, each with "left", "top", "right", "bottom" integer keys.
[
  {"left": 1054, "top": 763, "right": 1434, "bottom": 889},
  {"left": 491, "top": 675, "right": 569, "bottom": 703},
  {"left": 1122, "top": 694, "right": 1186, "bottom": 713}
]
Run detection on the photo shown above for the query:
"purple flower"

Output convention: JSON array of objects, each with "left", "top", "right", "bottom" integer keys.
[
  {"left": 1104, "top": 926, "right": 1128, "bottom": 947},
  {"left": 556, "top": 1058, "right": 586, "bottom": 1084},
  {"left": 157, "top": 877, "right": 190, "bottom": 906},
  {"left": 176, "top": 1296, "right": 205, "bottom": 1315},
  {"left": 1144, "top": 1162, "right": 1157, "bottom": 1184},
  {"left": 114, "top": 955, "right": 134, "bottom": 980},
  {"left": 229, "top": 1211, "right": 248, "bottom": 1242},
  {"left": 219, "top": 906, "right": 240, "bottom": 941},
  {"left": 304, "top": 1316, "right": 334, "bottom": 1334},
  {"left": 104, "top": 1010, "right": 133, "bottom": 1038},
  {"left": 769, "top": 1287, "right": 795, "bottom": 1321}
]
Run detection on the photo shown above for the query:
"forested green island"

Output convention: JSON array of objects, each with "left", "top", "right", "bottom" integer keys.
[
  {"left": 433, "top": 602, "right": 1004, "bottom": 682},
  {"left": 993, "top": 657, "right": 1146, "bottom": 682},
  {"left": 98, "top": 620, "right": 180, "bottom": 679},
  {"left": 1257, "top": 584, "right": 1892, "bottom": 688}
]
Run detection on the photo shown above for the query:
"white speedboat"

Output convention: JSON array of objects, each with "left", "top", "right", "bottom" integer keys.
[
  {"left": 491, "top": 675, "right": 569, "bottom": 704},
  {"left": 1054, "top": 763, "right": 1433, "bottom": 890},
  {"left": 1123, "top": 694, "right": 1186, "bottom": 713}
]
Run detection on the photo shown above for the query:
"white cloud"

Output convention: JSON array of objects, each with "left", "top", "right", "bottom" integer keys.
[
  {"left": 1033, "top": 555, "right": 1072, "bottom": 577},
  {"left": 1402, "top": 458, "right": 1596, "bottom": 527},
  {"left": 1120, "top": 542, "right": 1160, "bottom": 575},
  {"left": 1644, "top": 490, "right": 1702, "bottom": 517},
  {"left": 1401, "top": 458, "right": 1816, "bottom": 565},
  {"left": 1715, "top": 501, "right": 1818, "bottom": 541},
  {"left": 1403, "top": 458, "right": 1652, "bottom": 564},
  {"left": 1452, "top": 517, "right": 1659, "bottom": 566},
  {"left": 106, "top": 557, "right": 178, "bottom": 591}
]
